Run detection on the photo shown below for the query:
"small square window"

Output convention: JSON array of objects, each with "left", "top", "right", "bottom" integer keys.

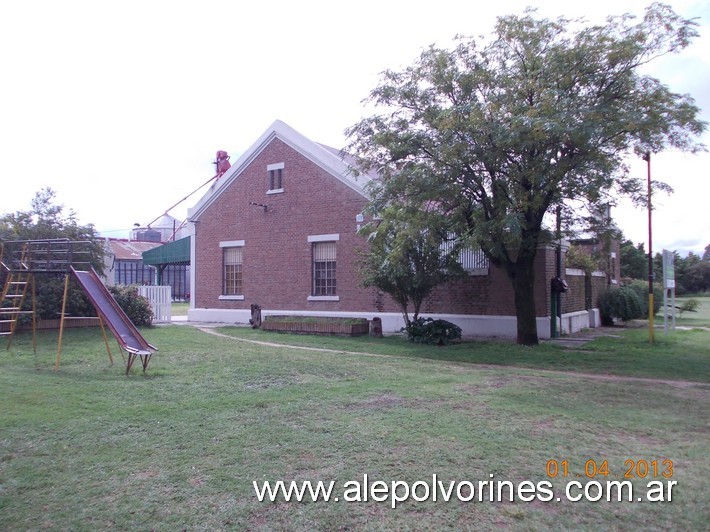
[
  {"left": 269, "top": 168, "right": 282, "bottom": 190},
  {"left": 267, "top": 163, "right": 284, "bottom": 193}
]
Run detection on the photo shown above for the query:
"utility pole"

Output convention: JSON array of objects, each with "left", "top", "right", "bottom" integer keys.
[{"left": 643, "top": 152, "right": 654, "bottom": 344}]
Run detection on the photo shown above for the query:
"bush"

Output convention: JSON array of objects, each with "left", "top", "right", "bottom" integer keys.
[
  {"left": 679, "top": 298, "right": 699, "bottom": 316},
  {"left": 108, "top": 285, "right": 153, "bottom": 326},
  {"left": 626, "top": 280, "right": 662, "bottom": 317},
  {"left": 598, "top": 286, "right": 644, "bottom": 324},
  {"left": 404, "top": 318, "right": 462, "bottom": 345}
]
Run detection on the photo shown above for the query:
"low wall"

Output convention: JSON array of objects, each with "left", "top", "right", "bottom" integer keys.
[
  {"left": 188, "top": 308, "right": 554, "bottom": 339},
  {"left": 1, "top": 318, "right": 101, "bottom": 333},
  {"left": 562, "top": 269, "right": 607, "bottom": 314},
  {"left": 555, "top": 310, "right": 600, "bottom": 335}
]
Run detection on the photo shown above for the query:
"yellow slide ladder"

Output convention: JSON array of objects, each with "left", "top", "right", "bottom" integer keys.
[{"left": 0, "top": 243, "right": 35, "bottom": 350}]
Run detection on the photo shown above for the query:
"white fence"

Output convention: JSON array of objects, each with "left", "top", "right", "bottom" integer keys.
[{"left": 138, "top": 285, "right": 172, "bottom": 323}]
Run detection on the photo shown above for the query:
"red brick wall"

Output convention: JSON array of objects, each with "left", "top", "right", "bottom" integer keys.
[
  {"left": 194, "top": 138, "right": 560, "bottom": 318},
  {"left": 562, "top": 272, "right": 586, "bottom": 313},
  {"left": 423, "top": 248, "right": 555, "bottom": 317},
  {"left": 194, "top": 139, "right": 401, "bottom": 313},
  {"left": 573, "top": 238, "right": 621, "bottom": 286},
  {"left": 562, "top": 271, "right": 609, "bottom": 314}
]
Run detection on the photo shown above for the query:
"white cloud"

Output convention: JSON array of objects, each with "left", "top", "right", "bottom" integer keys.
[{"left": 1, "top": 0, "right": 707, "bottom": 253}]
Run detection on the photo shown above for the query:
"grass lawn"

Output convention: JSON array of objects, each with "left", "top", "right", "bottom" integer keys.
[
  {"left": 171, "top": 301, "right": 189, "bottom": 316},
  {"left": 671, "top": 294, "right": 710, "bottom": 327},
  {"left": 1, "top": 325, "right": 708, "bottom": 530}
]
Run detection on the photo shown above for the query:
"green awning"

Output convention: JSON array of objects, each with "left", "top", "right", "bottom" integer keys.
[{"left": 142, "top": 236, "right": 190, "bottom": 266}]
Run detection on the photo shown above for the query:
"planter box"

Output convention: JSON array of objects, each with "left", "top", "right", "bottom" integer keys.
[
  {"left": 261, "top": 316, "right": 370, "bottom": 336},
  {"left": 1, "top": 318, "right": 102, "bottom": 333}
]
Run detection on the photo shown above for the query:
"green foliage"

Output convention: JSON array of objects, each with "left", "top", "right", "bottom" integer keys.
[
  {"left": 620, "top": 241, "right": 710, "bottom": 296},
  {"left": 347, "top": 4, "right": 705, "bottom": 345},
  {"left": 1, "top": 188, "right": 106, "bottom": 321},
  {"left": 679, "top": 298, "right": 699, "bottom": 316},
  {"left": 598, "top": 286, "right": 644, "bottom": 324},
  {"left": 680, "top": 261, "right": 710, "bottom": 293},
  {"left": 358, "top": 205, "right": 464, "bottom": 327},
  {"left": 565, "top": 244, "right": 599, "bottom": 273},
  {"left": 620, "top": 239, "right": 647, "bottom": 280},
  {"left": 626, "top": 279, "right": 662, "bottom": 317},
  {"left": 404, "top": 317, "right": 462, "bottom": 345},
  {"left": 0, "top": 188, "right": 104, "bottom": 270},
  {"left": 108, "top": 285, "right": 153, "bottom": 326}
]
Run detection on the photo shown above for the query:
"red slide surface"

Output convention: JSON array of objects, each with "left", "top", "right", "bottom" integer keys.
[{"left": 71, "top": 267, "right": 156, "bottom": 357}]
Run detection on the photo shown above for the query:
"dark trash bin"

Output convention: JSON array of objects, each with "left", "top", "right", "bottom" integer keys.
[{"left": 370, "top": 317, "right": 383, "bottom": 338}]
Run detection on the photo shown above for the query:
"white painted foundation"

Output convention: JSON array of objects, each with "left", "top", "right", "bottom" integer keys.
[{"left": 187, "top": 307, "right": 601, "bottom": 339}]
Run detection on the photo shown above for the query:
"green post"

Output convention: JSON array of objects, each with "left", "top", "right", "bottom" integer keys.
[{"left": 551, "top": 291, "right": 558, "bottom": 338}]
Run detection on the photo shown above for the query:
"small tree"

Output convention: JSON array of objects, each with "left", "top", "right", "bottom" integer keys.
[
  {"left": 358, "top": 205, "right": 464, "bottom": 328},
  {"left": 566, "top": 244, "right": 600, "bottom": 274}
]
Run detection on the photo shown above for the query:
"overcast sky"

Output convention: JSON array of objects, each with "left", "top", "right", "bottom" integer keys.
[{"left": 1, "top": 0, "right": 708, "bottom": 255}]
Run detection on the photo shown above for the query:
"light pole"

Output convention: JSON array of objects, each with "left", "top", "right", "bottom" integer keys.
[{"left": 643, "top": 152, "right": 654, "bottom": 344}]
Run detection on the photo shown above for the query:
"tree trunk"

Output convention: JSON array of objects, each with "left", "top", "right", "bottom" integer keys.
[{"left": 511, "top": 257, "right": 540, "bottom": 346}]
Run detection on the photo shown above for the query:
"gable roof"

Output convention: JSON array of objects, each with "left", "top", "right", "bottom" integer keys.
[{"left": 187, "top": 120, "right": 375, "bottom": 221}]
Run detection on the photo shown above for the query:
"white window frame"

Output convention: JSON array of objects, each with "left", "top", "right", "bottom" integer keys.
[
  {"left": 307, "top": 234, "right": 340, "bottom": 301},
  {"left": 219, "top": 240, "right": 245, "bottom": 300},
  {"left": 267, "top": 162, "right": 284, "bottom": 194}
]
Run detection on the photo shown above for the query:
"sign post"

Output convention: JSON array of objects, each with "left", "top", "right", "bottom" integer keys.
[{"left": 662, "top": 249, "right": 676, "bottom": 335}]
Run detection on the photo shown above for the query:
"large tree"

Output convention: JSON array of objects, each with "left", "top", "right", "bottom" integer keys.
[{"left": 347, "top": 3, "right": 706, "bottom": 344}]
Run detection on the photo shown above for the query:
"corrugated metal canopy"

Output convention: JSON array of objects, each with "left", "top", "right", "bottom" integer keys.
[{"left": 142, "top": 236, "right": 190, "bottom": 266}]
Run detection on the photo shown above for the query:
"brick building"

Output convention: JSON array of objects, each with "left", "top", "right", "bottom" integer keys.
[{"left": 186, "top": 120, "right": 603, "bottom": 337}]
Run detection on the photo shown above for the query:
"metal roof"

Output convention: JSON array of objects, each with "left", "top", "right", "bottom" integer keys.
[
  {"left": 142, "top": 236, "right": 191, "bottom": 266},
  {"left": 107, "top": 239, "right": 162, "bottom": 261}
]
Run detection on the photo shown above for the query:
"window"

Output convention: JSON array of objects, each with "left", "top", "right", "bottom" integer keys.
[
  {"left": 313, "top": 242, "right": 337, "bottom": 296},
  {"left": 269, "top": 168, "right": 282, "bottom": 190},
  {"left": 223, "top": 246, "right": 243, "bottom": 296},
  {"left": 267, "top": 162, "right": 284, "bottom": 193},
  {"left": 439, "top": 234, "right": 490, "bottom": 274}
]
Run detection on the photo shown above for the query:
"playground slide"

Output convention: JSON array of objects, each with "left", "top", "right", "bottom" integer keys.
[{"left": 70, "top": 267, "right": 157, "bottom": 356}]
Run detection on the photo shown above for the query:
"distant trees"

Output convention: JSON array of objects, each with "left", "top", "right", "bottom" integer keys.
[
  {"left": 620, "top": 239, "right": 648, "bottom": 280},
  {"left": 680, "top": 259, "right": 710, "bottom": 293},
  {"left": 0, "top": 188, "right": 105, "bottom": 319},
  {"left": 0, "top": 187, "right": 104, "bottom": 269},
  {"left": 617, "top": 232, "right": 710, "bottom": 294}
]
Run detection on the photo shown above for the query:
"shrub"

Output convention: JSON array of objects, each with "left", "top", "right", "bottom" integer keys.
[
  {"left": 626, "top": 280, "right": 662, "bottom": 317},
  {"left": 405, "top": 318, "right": 462, "bottom": 345},
  {"left": 679, "top": 298, "right": 699, "bottom": 316},
  {"left": 598, "top": 286, "right": 644, "bottom": 324},
  {"left": 108, "top": 285, "right": 153, "bottom": 326}
]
